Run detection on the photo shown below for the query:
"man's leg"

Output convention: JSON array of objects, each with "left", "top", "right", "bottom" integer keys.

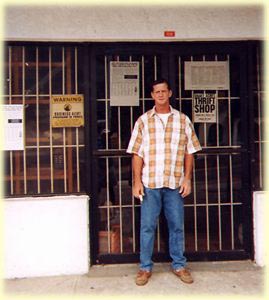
[
  {"left": 136, "top": 187, "right": 162, "bottom": 285},
  {"left": 162, "top": 188, "right": 193, "bottom": 283},
  {"left": 162, "top": 188, "right": 186, "bottom": 270},
  {"left": 139, "top": 187, "right": 162, "bottom": 271}
]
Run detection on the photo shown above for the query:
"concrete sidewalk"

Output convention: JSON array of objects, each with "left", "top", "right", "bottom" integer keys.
[{"left": 3, "top": 260, "right": 266, "bottom": 298}]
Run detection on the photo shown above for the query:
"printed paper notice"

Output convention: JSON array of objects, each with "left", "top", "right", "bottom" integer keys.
[
  {"left": 110, "top": 62, "right": 139, "bottom": 106},
  {"left": 185, "top": 61, "right": 229, "bottom": 90},
  {"left": 1, "top": 105, "right": 24, "bottom": 150},
  {"left": 193, "top": 93, "right": 217, "bottom": 123},
  {"left": 51, "top": 94, "right": 84, "bottom": 127}
]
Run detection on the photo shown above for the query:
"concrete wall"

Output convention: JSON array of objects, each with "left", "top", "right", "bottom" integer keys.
[
  {"left": 4, "top": 195, "right": 89, "bottom": 279},
  {"left": 3, "top": 191, "right": 266, "bottom": 279},
  {"left": 253, "top": 191, "right": 267, "bottom": 267},
  {"left": 4, "top": 5, "right": 264, "bottom": 41}
]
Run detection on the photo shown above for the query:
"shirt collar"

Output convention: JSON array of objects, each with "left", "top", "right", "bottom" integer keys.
[{"left": 149, "top": 105, "right": 175, "bottom": 118}]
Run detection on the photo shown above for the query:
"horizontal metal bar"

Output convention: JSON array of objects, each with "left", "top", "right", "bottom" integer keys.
[
  {"left": 25, "top": 145, "right": 85, "bottom": 149},
  {"left": 93, "top": 147, "right": 245, "bottom": 158},
  {"left": 93, "top": 150, "right": 129, "bottom": 157},
  {"left": 4, "top": 94, "right": 241, "bottom": 100},
  {"left": 196, "top": 148, "right": 246, "bottom": 155},
  {"left": 96, "top": 249, "right": 251, "bottom": 265},
  {"left": 95, "top": 97, "right": 241, "bottom": 102},
  {"left": 98, "top": 202, "right": 243, "bottom": 209}
]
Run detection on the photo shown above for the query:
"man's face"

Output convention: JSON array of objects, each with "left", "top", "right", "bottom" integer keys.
[{"left": 151, "top": 83, "right": 172, "bottom": 107}]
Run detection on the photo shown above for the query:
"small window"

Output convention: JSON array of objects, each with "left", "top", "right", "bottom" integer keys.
[{"left": 3, "top": 45, "right": 85, "bottom": 196}]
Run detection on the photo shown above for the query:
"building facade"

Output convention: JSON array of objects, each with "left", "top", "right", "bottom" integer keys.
[{"left": 2, "top": 5, "right": 266, "bottom": 278}]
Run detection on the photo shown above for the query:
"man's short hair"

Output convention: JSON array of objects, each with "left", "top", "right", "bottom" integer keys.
[{"left": 151, "top": 78, "right": 171, "bottom": 92}]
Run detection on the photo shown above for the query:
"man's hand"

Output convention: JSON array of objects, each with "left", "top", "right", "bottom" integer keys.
[
  {"left": 133, "top": 181, "right": 144, "bottom": 201},
  {"left": 179, "top": 178, "right": 192, "bottom": 198},
  {"left": 132, "top": 154, "right": 144, "bottom": 201}
]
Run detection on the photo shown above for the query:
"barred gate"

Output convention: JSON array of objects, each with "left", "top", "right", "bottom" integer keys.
[{"left": 87, "top": 42, "right": 263, "bottom": 264}]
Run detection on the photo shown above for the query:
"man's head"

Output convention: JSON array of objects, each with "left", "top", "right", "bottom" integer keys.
[
  {"left": 150, "top": 78, "right": 171, "bottom": 92},
  {"left": 151, "top": 78, "right": 172, "bottom": 112}
]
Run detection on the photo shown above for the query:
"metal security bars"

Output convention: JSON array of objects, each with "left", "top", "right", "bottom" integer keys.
[
  {"left": 3, "top": 42, "right": 264, "bottom": 264},
  {"left": 174, "top": 53, "right": 244, "bottom": 253},
  {"left": 3, "top": 45, "right": 85, "bottom": 196},
  {"left": 90, "top": 42, "right": 261, "bottom": 263},
  {"left": 253, "top": 44, "right": 265, "bottom": 190},
  {"left": 95, "top": 54, "right": 159, "bottom": 255}
]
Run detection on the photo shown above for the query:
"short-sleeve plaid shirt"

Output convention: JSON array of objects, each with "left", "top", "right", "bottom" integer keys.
[{"left": 127, "top": 106, "right": 202, "bottom": 189}]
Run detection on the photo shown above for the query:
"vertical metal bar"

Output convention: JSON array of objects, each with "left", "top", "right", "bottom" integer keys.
[
  {"left": 215, "top": 55, "right": 220, "bottom": 147},
  {"left": 191, "top": 55, "right": 202, "bottom": 146},
  {"left": 129, "top": 55, "right": 133, "bottom": 136},
  {"left": 202, "top": 55, "right": 207, "bottom": 148},
  {"left": 192, "top": 159, "right": 198, "bottom": 251},
  {"left": 154, "top": 54, "right": 160, "bottom": 251},
  {"left": 204, "top": 155, "right": 210, "bottom": 250},
  {"left": 256, "top": 48, "right": 262, "bottom": 188},
  {"left": 62, "top": 47, "right": 67, "bottom": 193},
  {"left": 9, "top": 46, "right": 14, "bottom": 195},
  {"left": 130, "top": 55, "right": 136, "bottom": 251},
  {"left": 104, "top": 55, "right": 111, "bottom": 252},
  {"left": 119, "top": 157, "right": 123, "bottom": 253},
  {"left": 105, "top": 56, "right": 109, "bottom": 150},
  {"left": 22, "top": 46, "right": 27, "bottom": 194},
  {"left": 227, "top": 55, "right": 232, "bottom": 146},
  {"left": 227, "top": 53, "right": 234, "bottom": 249},
  {"left": 190, "top": 55, "right": 198, "bottom": 250},
  {"left": 118, "top": 108, "right": 121, "bottom": 149},
  {"left": 36, "top": 47, "right": 41, "bottom": 193},
  {"left": 142, "top": 55, "right": 145, "bottom": 113},
  {"left": 217, "top": 155, "right": 222, "bottom": 250},
  {"left": 49, "top": 47, "right": 54, "bottom": 193},
  {"left": 75, "top": 47, "right": 78, "bottom": 93},
  {"left": 117, "top": 55, "right": 121, "bottom": 150},
  {"left": 106, "top": 157, "right": 111, "bottom": 252},
  {"left": 202, "top": 57, "right": 209, "bottom": 251},
  {"left": 75, "top": 47, "right": 80, "bottom": 192},
  {"left": 131, "top": 158, "right": 136, "bottom": 252},
  {"left": 178, "top": 56, "right": 182, "bottom": 112},
  {"left": 229, "top": 155, "right": 235, "bottom": 249}
]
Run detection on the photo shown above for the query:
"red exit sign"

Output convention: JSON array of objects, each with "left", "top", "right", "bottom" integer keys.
[{"left": 164, "top": 31, "right": 175, "bottom": 37}]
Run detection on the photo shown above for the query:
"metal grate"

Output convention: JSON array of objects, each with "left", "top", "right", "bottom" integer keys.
[
  {"left": 95, "top": 51, "right": 248, "bottom": 256},
  {"left": 3, "top": 45, "right": 85, "bottom": 196},
  {"left": 254, "top": 45, "right": 265, "bottom": 190}
]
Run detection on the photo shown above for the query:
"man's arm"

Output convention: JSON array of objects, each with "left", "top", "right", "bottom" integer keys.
[
  {"left": 132, "top": 154, "right": 144, "bottom": 198},
  {"left": 179, "top": 153, "right": 194, "bottom": 197}
]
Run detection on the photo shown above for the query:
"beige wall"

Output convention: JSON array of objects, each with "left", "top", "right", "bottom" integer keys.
[{"left": 5, "top": 5, "right": 264, "bottom": 41}]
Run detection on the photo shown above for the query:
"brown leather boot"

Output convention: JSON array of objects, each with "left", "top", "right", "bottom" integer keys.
[
  {"left": 135, "top": 270, "right": 152, "bottom": 286},
  {"left": 172, "top": 268, "right": 194, "bottom": 284}
]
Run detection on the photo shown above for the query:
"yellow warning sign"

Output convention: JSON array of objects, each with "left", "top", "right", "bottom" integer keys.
[{"left": 51, "top": 94, "right": 84, "bottom": 128}]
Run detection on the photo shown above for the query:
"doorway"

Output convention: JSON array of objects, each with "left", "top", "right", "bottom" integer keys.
[{"left": 86, "top": 42, "right": 255, "bottom": 265}]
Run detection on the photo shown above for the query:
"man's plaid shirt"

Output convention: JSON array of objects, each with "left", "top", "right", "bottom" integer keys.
[{"left": 127, "top": 106, "right": 202, "bottom": 189}]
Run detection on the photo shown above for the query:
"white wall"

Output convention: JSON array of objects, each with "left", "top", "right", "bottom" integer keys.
[
  {"left": 3, "top": 191, "right": 266, "bottom": 279},
  {"left": 4, "top": 5, "right": 264, "bottom": 41},
  {"left": 4, "top": 195, "right": 89, "bottom": 279},
  {"left": 253, "top": 191, "right": 267, "bottom": 267}
]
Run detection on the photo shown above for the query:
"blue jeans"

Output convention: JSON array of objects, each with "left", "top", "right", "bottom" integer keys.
[{"left": 140, "top": 187, "right": 186, "bottom": 271}]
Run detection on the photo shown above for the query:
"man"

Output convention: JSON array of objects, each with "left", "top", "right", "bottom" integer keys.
[{"left": 127, "top": 78, "right": 202, "bottom": 286}]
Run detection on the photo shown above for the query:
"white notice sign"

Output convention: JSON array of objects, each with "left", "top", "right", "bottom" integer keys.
[
  {"left": 185, "top": 61, "right": 229, "bottom": 90},
  {"left": 1, "top": 105, "right": 24, "bottom": 150},
  {"left": 193, "top": 93, "right": 217, "bottom": 123},
  {"left": 110, "top": 61, "right": 139, "bottom": 106}
]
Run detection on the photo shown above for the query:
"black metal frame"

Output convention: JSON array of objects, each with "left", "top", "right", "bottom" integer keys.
[
  {"left": 86, "top": 41, "right": 260, "bottom": 265},
  {"left": 4, "top": 40, "right": 262, "bottom": 265}
]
